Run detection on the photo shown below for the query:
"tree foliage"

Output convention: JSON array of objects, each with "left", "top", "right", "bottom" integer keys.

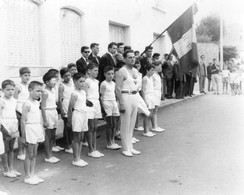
[
  {"left": 223, "top": 46, "right": 239, "bottom": 62},
  {"left": 196, "top": 15, "right": 220, "bottom": 43}
]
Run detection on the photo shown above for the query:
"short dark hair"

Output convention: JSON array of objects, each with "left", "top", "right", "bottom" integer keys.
[
  {"left": 90, "top": 43, "right": 99, "bottom": 49},
  {"left": 86, "top": 63, "right": 98, "bottom": 71},
  {"left": 145, "top": 46, "right": 153, "bottom": 51},
  {"left": 67, "top": 63, "right": 77, "bottom": 69},
  {"left": 73, "top": 72, "right": 85, "bottom": 81},
  {"left": 2, "top": 80, "right": 15, "bottom": 89},
  {"left": 152, "top": 53, "right": 160, "bottom": 58},
  {"left": 104, "top": 66, "right": 114, "bottom": 73},
  {"left": 19, "top": 67, "right": 31, "bottom": 75},
  {"left": 135, "top": 59, "right": 141, "bottom": 65},
  {"left": 134, "top": 51, "right": 140, "bottom": 54},
  {"left": 117, "top": 42, "right": 124, "bottom": 47},
  {"left": 200, "top": 55, "right": 205, "bottom": 58},
  {"left": 124, "top": 46, "right": 132, "bottom": 52},
  {"left": 43, "top": 72, "right": 56, "bottom": 84},
  {"left": 28, "top": 81, "right": 42, "bottom": 90},
  {"left": 123, "top": 49, "right": 134, "bottom": 59},
  {"left": 48, "top": 69, "right": 59, "bottom": 75},
  {"left": 108, "top": 42, "right": 117, "bottom": 49},
  {"left": 60, "top": 67, "right": 70, "bottom": 78},
  {"left": 81, "top": 46, "right": 89, "bottom": 53},
  {"left": 145, "top": 63, "right": 155, "bottom": 71}
]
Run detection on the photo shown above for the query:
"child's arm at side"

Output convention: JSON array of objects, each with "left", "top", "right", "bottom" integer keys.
[
  {"left": 58, "top": 84, "right": 65, "bottom": 118},
  {"left": 141, "top": 78, "right": 149, "bottom": 107},
  {"left": 99, "top": 82, "right": 106, "bottom": 99},
  {"left": 0, "top": 100, "right": 4, "bottom": 124},
  {"left": 67, "top": 93, "right": 77, "bottom": 127},
  {"left": 13, "top": 84, "right": 21, "bottom": 99},
  {"left": 21, "top": 102, "right": 30, "bottom": 144},
  {"left": 41, "top": 91, "right": 48, "bottom": 128}
]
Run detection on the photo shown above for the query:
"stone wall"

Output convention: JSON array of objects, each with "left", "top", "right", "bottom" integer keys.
[{"left": 197, "top": 43, "right": 219, "bottom": 64}]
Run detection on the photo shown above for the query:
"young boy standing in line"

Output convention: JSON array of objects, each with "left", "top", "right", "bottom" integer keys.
[
  {"left": 85, "top": 63, "right": 104, "bottom": 158},
  {"left": 67, "top": 73, "right": 88, "bottom": 167},
  {"left": 21, "top": 81, "right": 44, "bottom": 185},
  {"left": 41, "top": 72, "right": 60, "bottom": 163},
  {"left": 14, "top": 67, "right": 31, "bottom": 161},
  {"left": 100, "top": 66, "right": 121, "bottom": 150},
  {"left": 0, "top": 80, "right": 21, "bottom": 178}
]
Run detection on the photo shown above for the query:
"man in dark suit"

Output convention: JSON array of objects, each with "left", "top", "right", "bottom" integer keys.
[
  {"left": 173, "top": 59, "right": 184, "bottom": 99},
  {"left": 162, "top": 54, "right": 174, "bottom": 98},
  {"left": 88, "top": 43, "right": 101, "bottom": 81},
  {"left": 100, "top": 42, "right": 117, "bottom": 81},
  {"left": 114, "top": 42, "right": 125, "bottom": 70},
  {"left": 140, "top": 46, "right": 153, "bottom": 76},
  {"left": 76, "top": 46, "right": 90, "bottom": 75}
]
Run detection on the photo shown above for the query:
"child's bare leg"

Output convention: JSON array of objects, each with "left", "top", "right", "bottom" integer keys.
[
  {"left": 151, "top": 107, "right": 158, "bottom": 129},
  {"left": 112, "top": 116, "right": 119, "bottom": 144},
  {"left": 8, "top": 138, "right": 16, "bottom": 171},
  {"left": 105, "top": 116, "right": 113, "bottom": 146},
  {"left": 78, "top": 133, "right": 83, "bottom": 158},
  {"left": 87, "top": 120, "right": 94, "bottom": 153},
  {"left": 24, "top": 144, "right": 31, "bottom": 178},
  {"left": 143, "top": 114, "right": 150, "bottom": 134},
  {"left": 72, "top": 132, "right": 80, "bottom": 162},
  {"left": 1, "top": 153, "right": 9, "bottom": 173},
  {"left": 17, "top": 137, "right": 25, "bottom": 156},
  {"left": 30, "top": 144, "right": 38, "bottom": 177},
  {"left": 44, "top": 129, "right": 51, "bottom": 159},
  {"left": 135, "top": 113, "right": 139, "bottom": 128},
  {"left": 92, "top": 119, "right": 98, "bottom": 150}
]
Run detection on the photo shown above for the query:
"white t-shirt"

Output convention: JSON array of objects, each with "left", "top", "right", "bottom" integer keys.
[
  {"left": 222, "top": 70, "right": 230, "bottom": 78},
  {"left": 100, "top": 80, "right": 116, "bottom": 101},
  {"left": 85, "top": 78, "right": 99, "bottom": 100}
]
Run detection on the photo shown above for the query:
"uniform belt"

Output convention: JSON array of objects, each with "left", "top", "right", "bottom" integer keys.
[{"left": 121, "top": 91, "right": 137, "bottom": 94}]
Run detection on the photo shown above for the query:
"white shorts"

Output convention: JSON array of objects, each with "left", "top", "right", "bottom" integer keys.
[
  {"left": 145, "top": 93, "right": 155, "bottom": 109},
  {"left": 45, "top": 109, "right": 58, "bottom": 129},
  {"left": 0, "top": 132, "right": 4, "bottom": 155},
  {"left": 87, "top": 99, "right": 102, "bottom": 119},
  {"left": 154, "top": 90, "right": 161, "bottom": 107},
  {"left": 1, "top": 118, "right": 19, "bottom": 138},
  {"left": 72, "top": 110, "right": 88, "bottom": 132},
  {"left": 102, "top": 100, "right": 120, "bottom": 116},
  {"left": 26, "top": 123, "right": 45, "bottom": 144}
]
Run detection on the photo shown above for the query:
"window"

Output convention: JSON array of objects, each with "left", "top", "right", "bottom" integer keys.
[
  {"left": 60, "top": 8, "right": 81, "bottom": 67},
  {"left": 109, "top": 24, "right": 125, "bottom": 43},
  {"left": 153, "top": 33, "right": 166, "bottom": 57},
  {"left": 3, "top": 0, "right": 41, "bottom": 67}
]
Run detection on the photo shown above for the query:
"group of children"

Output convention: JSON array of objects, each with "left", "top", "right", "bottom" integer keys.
[
  {"left": 0, "top": 59, "right": 165, "bottom": 185},
  {"left": 221, "top": 66, "right": 243, "bottom": 95}
]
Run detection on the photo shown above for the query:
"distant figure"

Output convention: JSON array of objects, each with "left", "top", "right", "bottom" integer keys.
[
  {"left": 207, "top": 62, "right": 212, "bottom": 92},
  {"left": 210, "top": 58, "right": 220, "bottom": 95},
  {"left": 197, "top": 55, "right": 207, "bottom": 93},
  {"left": 140, "top": 46, "right": 153, "bottom": 76},
  {"left": 221, "top": 65, "right": 230, "bottom": 94}
]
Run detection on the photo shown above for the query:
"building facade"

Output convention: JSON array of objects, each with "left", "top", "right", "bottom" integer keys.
[{"left": 0, "top": 0, "right": 177, "bottom": 83}]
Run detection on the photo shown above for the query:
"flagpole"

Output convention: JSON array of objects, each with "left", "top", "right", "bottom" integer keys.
[
  {"left": 219, "top": 5, "right": 224, "bottom": 70},
  {"left": 140, "top": 4, "right": 195, "bottom": 56}
]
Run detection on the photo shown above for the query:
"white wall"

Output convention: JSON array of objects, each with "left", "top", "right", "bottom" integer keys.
[{"left": 0, "top": 0, "right": 186, "bottom": 83}]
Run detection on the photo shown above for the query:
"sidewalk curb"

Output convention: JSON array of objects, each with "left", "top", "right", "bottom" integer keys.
[
  {"left": 158, "top": 94, "right": 205, "bottom": 112},
  {"left": 97, "top": 94, "right": 205, "bottom": 130}
]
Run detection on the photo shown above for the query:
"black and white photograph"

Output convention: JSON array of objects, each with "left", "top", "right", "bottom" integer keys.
[{"left": 0, "top": 0, "right": 243, "bottom": 194}]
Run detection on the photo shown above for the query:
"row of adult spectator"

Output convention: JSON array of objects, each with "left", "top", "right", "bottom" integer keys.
[{"left": 76, "top": 42, "right": 198, "bottom": 100}]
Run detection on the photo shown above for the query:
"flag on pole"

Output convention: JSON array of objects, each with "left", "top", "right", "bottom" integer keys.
[{"left": 167, "top": 4, "right": 198, "bottom": 74}]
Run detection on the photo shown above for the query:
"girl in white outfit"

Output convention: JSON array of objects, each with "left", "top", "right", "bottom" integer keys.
[
  {"left": 0, "top": 80, "right": 21, "bottom": 178},
  {"left": 142, "top": 64, "right": 156, "bottom": 137},
  {"left": 58, "top": 67, "right": 74, "bottom": 153},
  {"left": 151, "top": 61, "right": 165, "bottom": 132},
  {"left": 67, "top": 73, "right": 89, "bottom": 167}
]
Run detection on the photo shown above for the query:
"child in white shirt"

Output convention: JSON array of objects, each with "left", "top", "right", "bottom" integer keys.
[{"left": 221, "top": 66, "right": 230, "bottom": 94}]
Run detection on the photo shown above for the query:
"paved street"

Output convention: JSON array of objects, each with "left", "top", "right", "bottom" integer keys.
[{"left": 1, "top": 94, "right": 244, "bottom": 195}]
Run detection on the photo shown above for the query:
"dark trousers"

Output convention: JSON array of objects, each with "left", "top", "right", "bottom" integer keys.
[
  {"left": 175, "top": 80, "right": 184, "bottom": 99},
  {"left": 165, "top": 78, "right": 173, "bottom": 98},
  {"left": 184, "top": 74, "right": 195, "bottom": 96}
]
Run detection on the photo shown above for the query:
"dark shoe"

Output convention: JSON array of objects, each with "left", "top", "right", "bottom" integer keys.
[{"left": 115, "top": 135, "right": 121, "bottom": 140}]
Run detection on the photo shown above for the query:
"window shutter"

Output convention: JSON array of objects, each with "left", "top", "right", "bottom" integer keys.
[{"left": 60, "top": 8, "right": 81, "bottom": 67}]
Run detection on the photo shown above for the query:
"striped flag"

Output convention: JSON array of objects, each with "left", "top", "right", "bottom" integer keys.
[{"left": 167, "top": 4, "right": 198, "bottom": 74}]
